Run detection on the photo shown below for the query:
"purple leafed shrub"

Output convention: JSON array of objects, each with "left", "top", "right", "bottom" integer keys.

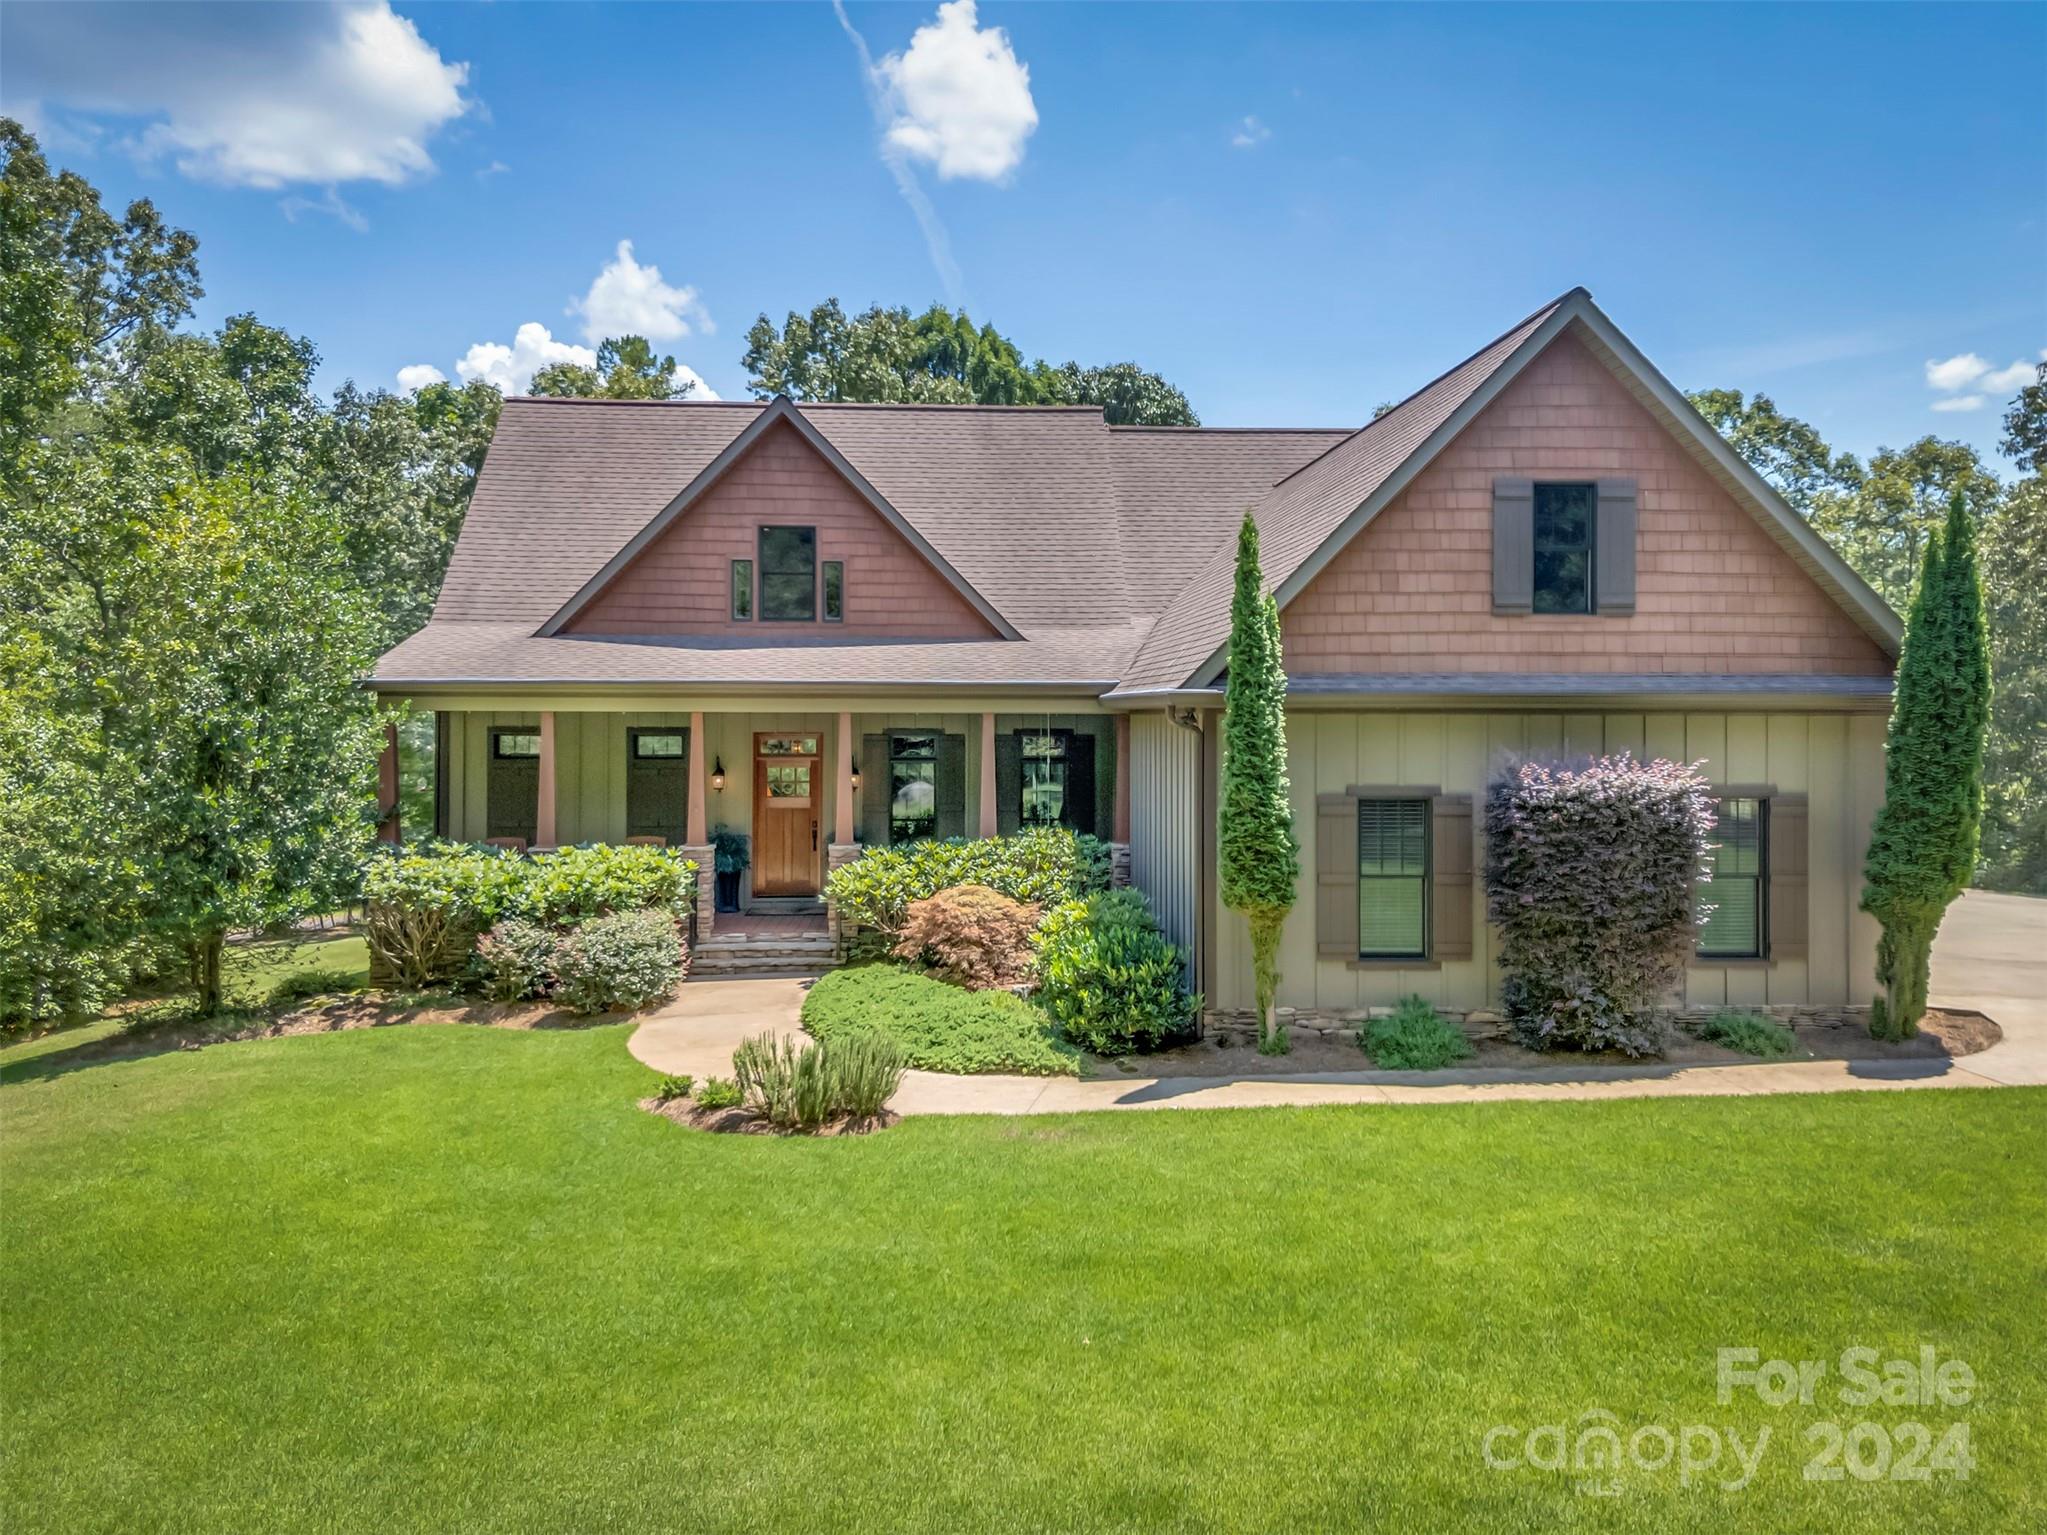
[{"left": 1484, "top": 754, "right": 1715, "bottom": 1056}]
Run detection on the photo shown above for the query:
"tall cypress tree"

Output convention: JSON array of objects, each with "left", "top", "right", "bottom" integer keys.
[
  {"left": 1218, "top": 514, "right": 1299, "bottom": 1053},
  {"left": 1862, "top": 491, "right": 1991, "bottom": 1038}
]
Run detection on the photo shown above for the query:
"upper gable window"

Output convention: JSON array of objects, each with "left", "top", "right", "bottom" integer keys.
[
  {"left": 759, "top": 526, "right": 816, "bottom": 622},
  {"left": 1532, "top": 483, "right": 1595, "bottom": 615}
]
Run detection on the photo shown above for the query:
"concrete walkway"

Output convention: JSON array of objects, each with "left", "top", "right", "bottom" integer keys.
[{"left": 630, "top": 892, "right": 2045, "bottom": 1114}]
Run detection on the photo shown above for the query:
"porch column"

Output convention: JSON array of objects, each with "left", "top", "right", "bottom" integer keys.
[
  {"left": 686, "top": 710, "right": 707, "bottom": 845},
  {"left": 375, "top": 721, "right": 401, "bottom": 843},
  {"left": 536, "top": 711, "right": 557, "bottom": 848},
  {"left": 978, "top": 711, "right": 998, "bottom": 838},
  {"left": 834, "top": 710, "right": 854, "bottom": 844}
]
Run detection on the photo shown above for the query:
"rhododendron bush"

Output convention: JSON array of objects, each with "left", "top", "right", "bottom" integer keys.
[{"left": 1484, "top": 754, "right": 1715, "bottom": 1056}]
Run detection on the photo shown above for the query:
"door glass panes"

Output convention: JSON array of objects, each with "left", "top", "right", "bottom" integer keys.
[
  {"left": 889, "top": 734, "right": 937, "bottom": 843},
  {"left": 633, "top": 733, "right": 685, "bottom": 758},
  {"left": 1358, "top": 799, "right": 1429, "bottom": 957},
  {"left": 758, "top": 736, "right": 819, "bottom": 756},
  {"left": 493, "top": 732, "right": 541, "bottom": 759},
  {"left": 766, "top": 762, "right": 811, "bottom": 800},
  {"left": 1020, "top": 732, "right": 1068, "bottom": 826}
]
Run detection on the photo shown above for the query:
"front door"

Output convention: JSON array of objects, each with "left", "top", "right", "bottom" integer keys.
[{"left": 752, "top": 734, "right": 821, "bottom": 896}]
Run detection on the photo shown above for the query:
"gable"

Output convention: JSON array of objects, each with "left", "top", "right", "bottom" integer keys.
[
  {"left": 1279, "top": 331, "right": 1894, "bottom": 677},
  {"left": 558, "top": 418, "right": 1002, "bottom": 640}
]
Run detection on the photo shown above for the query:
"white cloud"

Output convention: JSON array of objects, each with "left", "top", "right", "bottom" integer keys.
[
  {"left": 568, "top": 240, "right": 712, "bottom": 346},
  {"left": 1925, "top": 353, "right": 1991, "bottom": 391},
  {"left": 0, "top": 2, "right": 473, "bottom": 190},
  {"left": 876, "top": 1, "right": 1037, "bottom": 182},
  {"left": 1982, "top": 358, "right": 2040, "bottom": 393},
  {"left": 1231, "top": 115, "right": 1272, "bottom": 149},
  {"left": 1930, "top": 395, "right": 1986, "bottom": 413},
  {"left": 671, "top": 365, "right": 719, "bottom": 401},
  {"left": 454, "top": 323, "right": 597, "bottom": 394},
  {"left": 396, "top": 363, "right": 447, "bottom": 392}
]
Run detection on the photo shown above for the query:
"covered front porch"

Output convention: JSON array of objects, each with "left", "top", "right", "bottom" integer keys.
[{"left": 378, "top": 696, "right": 1133, "bottom": 941}]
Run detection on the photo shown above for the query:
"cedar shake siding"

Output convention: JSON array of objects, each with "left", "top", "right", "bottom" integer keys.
[
  {"left": 1278, "top": 333, "right": 1893, "bottom": 677},
  {"left": 561, "top": 420, "right": 1001, "bottom": 641}
]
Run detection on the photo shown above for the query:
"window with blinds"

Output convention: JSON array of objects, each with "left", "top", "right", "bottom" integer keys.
[
  {"left": 1358, "top": 799, "right": 1429, "bottom": 958},
  {"left": 1699, "top": 796, "right": 1766, "bottom": 958}
]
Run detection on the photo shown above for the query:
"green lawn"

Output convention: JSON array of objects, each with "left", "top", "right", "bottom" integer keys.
[{"left": 3, "top": 1023, "right": 2041, "bottom": 1534}]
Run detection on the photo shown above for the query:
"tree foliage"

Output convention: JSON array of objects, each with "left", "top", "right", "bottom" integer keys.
[
  {"left": 529, "top": 335, "right": 697, "bottom": 401},
  {"left": 1694, "top": 376, "right": 2042, "bottom": 895},
  {"left": 1217, "top": 513, "right": 1298, "bottom": 1052},
  {"left": 743, "top": 298, "right": 1198, "bottom": 424},
  {"left": 1861, "top": 494, "right": 1991, "bottom": 1038}
]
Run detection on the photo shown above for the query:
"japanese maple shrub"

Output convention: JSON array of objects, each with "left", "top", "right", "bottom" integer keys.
[
  {"left": 1484, "top": 754, "right": 1715, "bottom": 1057},
  {"left": 891, "top": 884, "right": 1040, "bottom": 988}
]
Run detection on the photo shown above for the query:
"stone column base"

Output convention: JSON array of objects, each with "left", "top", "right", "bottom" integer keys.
[
  {"left": 1108, "top": 842, "right": 1133, "bottom": 889},
  {"left": 825, "top": 843, "right": 864, "bottom": 955},
  {"left": 677, "top": 845, "right": 715, "bottom": 947}
]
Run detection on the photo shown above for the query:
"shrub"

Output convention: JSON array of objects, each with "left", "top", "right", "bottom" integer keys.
[
  {"left": 733, "top": 1032, "right": 836, "bottom": 1129},
  {"left": 1360, "top": 995, "right": 1474, "bottom": 1071},
  {"left": 1032, "top": 888, "right": 1197, "bottom": 1056},
  {"left": 653, "top": 1073, "right": 694, "bottom": 1102},
  {"left": 696, "top": 1076, "right": 742, "bottom": 1110},
  {"left": 892, "top": 884, "right": 1039, "bottom": 988},
  {"left": 552, "top": 908, "right": 686, "bottom": 1016},
  {"left": 802, "top": 965, "right": 1081, "bottom": 1076},
  {"left": 823, "top": 1033, "right": 906, "bottom": 1119},
  {"left": 264, "top": 967, "right": 363, "bottom": 1008},
  {"left": 825, "top": 828, "right": 1108, "bottom": 946},
  {"left": 1484, "top": 754, "right": 1715, "bottom": 1057},
  {"left": 1693, "top": 1009, "right": 1798, "bottom": 1059},
  {"left": 519, "top": 843, "right": 695, "bottom": 926},
  {"left": 474, "top": 916, "right": 557, "bottom": 1002}
]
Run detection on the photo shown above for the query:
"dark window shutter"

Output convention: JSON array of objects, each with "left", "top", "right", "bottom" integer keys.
[
  {"left": 935, "top": 733, "right": 968, "bottom": 839},
  {"left": 1595, "top": 477, "right": 1638, "bottom": 614},
  {"left": 995, "top": 731, "right": 1023, "bottom": 837},
  {"left": 1492, "top": 477, "right": 1534, "bottom": 614},
  {"left": 1768, "top": 793, "right": 1809, "bottom": 961},
  {"left": 1429, "top": 793, "right": 1475, "bottom": 961},
  {"left": 1317, "top": 792, "right": 1361, "bottom": 957},
  {"left": 861, "top": 733, "right": 889, "bottom": 845},
  {"left": 1065, "top": 733, "right": 1098, "bottom": 836}
]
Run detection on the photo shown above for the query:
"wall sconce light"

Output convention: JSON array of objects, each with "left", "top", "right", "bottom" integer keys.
[
  {"left": 711, "top": 756, "right": 725, "bottom": 791},
  {"left": 850, "top": 757, "right": 861, "bottom": 791}
]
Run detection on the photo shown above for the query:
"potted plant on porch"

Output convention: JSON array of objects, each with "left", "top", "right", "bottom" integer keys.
[{"left": 710, "top": 826, "right": 750, "bottom": 913}]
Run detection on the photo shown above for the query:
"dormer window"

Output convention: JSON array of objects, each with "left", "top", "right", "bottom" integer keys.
[{"left": 759, "top": 525, "right": 816, "bottom": 621}]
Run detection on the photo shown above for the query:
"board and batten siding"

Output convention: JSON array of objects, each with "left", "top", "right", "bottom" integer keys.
[
  {"left": 1128, "top": 711, "right": 1201, "bottom": 962},
  {"left": 1205, "top": 709, "right": 1886, "bottom": 1015}
]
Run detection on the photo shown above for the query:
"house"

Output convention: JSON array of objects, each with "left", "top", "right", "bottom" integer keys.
[{"left": 370, "top": 289, "right": 1900, "bottom": 1014}]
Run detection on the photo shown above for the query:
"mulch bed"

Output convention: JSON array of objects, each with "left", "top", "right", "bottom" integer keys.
[{"left": 638, "top": 1095, "right": 898, "bottom": 1137}]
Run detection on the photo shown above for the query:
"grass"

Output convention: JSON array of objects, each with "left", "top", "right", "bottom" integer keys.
[
  {"left": 801, "top": 963, "right": 1082, "bottom": 1076},
  {"left": 3, "top": 1027, "right": 2043, "bottom": 1534},
  {"left": 1693, "top": 1008, "right": 1801, "bottom": 1059},
  {"left": 1359, "top": 994, "right": 1477, "bottom": 1070}
]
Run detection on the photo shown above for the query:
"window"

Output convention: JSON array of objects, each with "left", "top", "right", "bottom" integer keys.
[
  {"left": 632, "top": 732, "right": 685, "bottom": 759},
  {"left": 1699, "top": 797, "right": 1766, "bottom": 959},
  {"left": 823, "top": 560, "right": 844, "bottom": 622},
  {"left": 1532, "top": 482, "right": 1596, "bottom": 615},
  {"left": 1019, "top": 732, "right": 1070, "bottom": 827},
  {"left": 758, "top": 526, "right": 816, "bottom": 621},
  {"left": 493, "top": 731, "right": 540, "bottom": 759},
  {"left": 764, "top": 761, "right": 811, "bottom": 800},
  {"left": 1357, "top": 799, "right": 1429, "bottom": 958},
  {"left": 757, "top": 735, "right": 818, "bottom": 756},
  {"left": 888, "top": 734, "right": 937, "bottom": 844},
  {"left": 730, "top": 559, "right": 753, "bottom": 620}
]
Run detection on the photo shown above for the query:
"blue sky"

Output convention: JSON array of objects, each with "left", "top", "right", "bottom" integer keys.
[{"left": 6, "top": 1, "right": 2043, "bottom": 466}]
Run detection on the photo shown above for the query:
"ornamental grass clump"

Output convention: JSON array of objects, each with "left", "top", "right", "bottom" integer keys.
[{"left": 1484, "top": 754, "right": 1715, "bottom": 1057}]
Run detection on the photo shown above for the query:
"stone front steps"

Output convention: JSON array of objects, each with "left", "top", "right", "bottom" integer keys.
[{"left": 689, "top": 933, "right": 838, "bottom": 979}]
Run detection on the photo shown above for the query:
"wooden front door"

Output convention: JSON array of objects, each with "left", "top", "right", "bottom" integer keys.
[{"left": 752, "top": 733, "right": 821, "bottom": 896}]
